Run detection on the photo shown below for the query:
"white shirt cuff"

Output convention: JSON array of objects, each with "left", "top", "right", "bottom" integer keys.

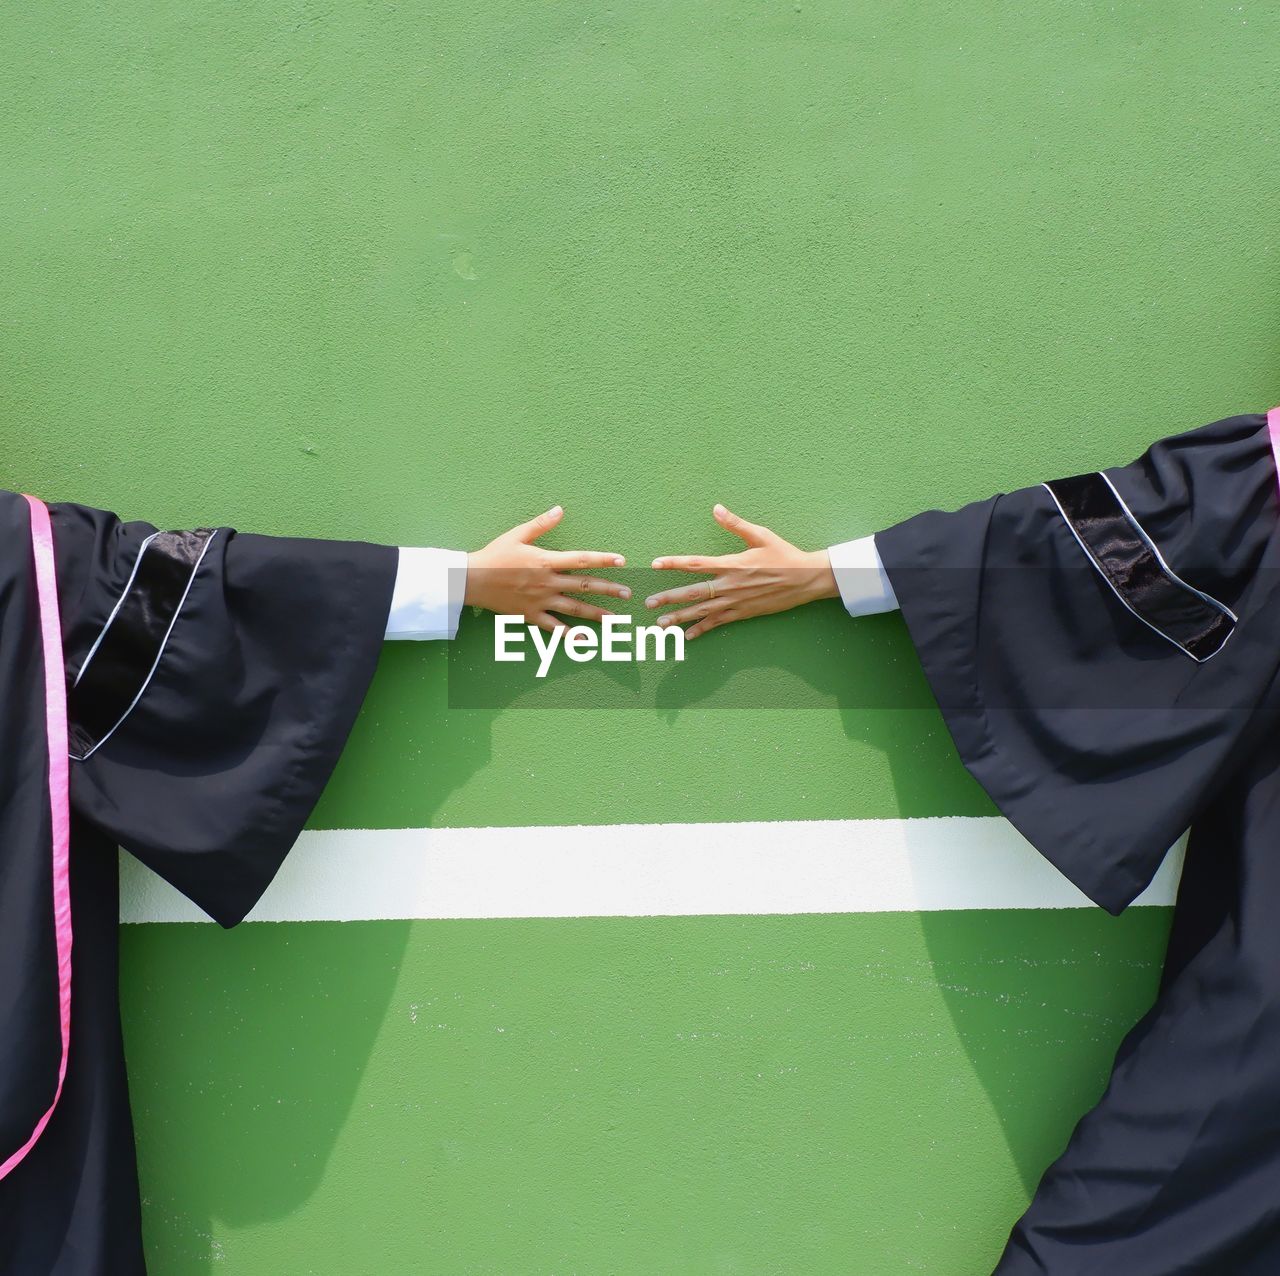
[
  {"left": 385, "top": 547, "right": 468, "bottom": 640},
  {"left": 826, "top": 534, "right": 899, "bottom": 617}
]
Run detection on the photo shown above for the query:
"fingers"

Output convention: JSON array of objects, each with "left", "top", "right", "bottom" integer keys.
[
  {"left": 502, "top": 506, "right": 627, "bottom": 569},
  {"left": 546, "top": 549, "right": 627, "bottom": 571},
  {"left": 532, "top": 612, "right": 561, "bottom": 633},
  {"left": 713, "top": 503, "right": 774, "bottom": 547},
  {"left": 644, "top": 578, "right": 722, "bottom": 610},
  {"left": 511, "top": 505, "right": 565, "bottom": 544},
  {"left": 552, "top": 573, "right": 631, "bottom": 601},
  {"left": 655, "top": 599, "right": 729, "bottom": 631},
  {"left": 651, "top": 554, "right": 722, "bottom": 573},
  {"left": 550, "top": 596, "right": 614, "bottom": 624},
  {"left": 685, "top": 614, "right": 728, "bottom": 641}
]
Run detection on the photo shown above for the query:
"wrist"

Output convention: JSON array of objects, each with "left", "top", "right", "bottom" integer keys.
[
  {"left": 801, "top": 548, "right": 839, "bottom": 604},
  {"left": 464, "top": 550, "right": 490, "bottom": 611}
]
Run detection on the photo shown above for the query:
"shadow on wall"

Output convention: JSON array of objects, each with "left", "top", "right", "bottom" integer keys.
[
  {"left": 122, "top": 600, "right": 1172, "bottom": 1270},
  {"left": 121, "top": 643, "right": 489, "bottom": 1272},
  {"left": 124, "top": 620, "right": 767, "bottom": 1269},
  {"left": 124, "top": 633, "right": 660, "bottom": 1271},
  {"left": 123, "top": 917, "right": 415, "bottom": 1268},
  {"left": 648, "top": 602, "right": 1171, "bottom": 1203}
]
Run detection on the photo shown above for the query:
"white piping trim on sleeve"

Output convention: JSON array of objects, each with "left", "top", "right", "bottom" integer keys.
[
  {"left": 1040, "top": 483, "right": 1235, "bottom": 665},
  {"left": 1097, "top": 470, "right": 1237, "bottom": 622},
  {"left": 71, "top": 529, "right": 220, "bottom": 762},
  {"left": 72, "top": 531, "right": 161, "bottom": 688}
]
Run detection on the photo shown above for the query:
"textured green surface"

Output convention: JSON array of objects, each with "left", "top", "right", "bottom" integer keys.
[
  {"left": 3, "top": 0, "right": 1277, "bottom": 1271},
  {"left": 123, "top": 911, "right": 1169, "bottom": 1274},
  {"left": 6, "top": 2, "right": 1280, "bottom": 833}
]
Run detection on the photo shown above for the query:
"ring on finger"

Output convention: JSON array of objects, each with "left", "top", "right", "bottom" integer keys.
[{"left": 705, "top": 580, "right": 716, "bottom": 601}]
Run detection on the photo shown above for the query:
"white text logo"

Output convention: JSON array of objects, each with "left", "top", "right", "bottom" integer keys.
[{"left": 494, "top": 614, "right": 686, "bottom": 677}]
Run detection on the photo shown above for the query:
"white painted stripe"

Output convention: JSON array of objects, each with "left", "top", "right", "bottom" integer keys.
[{"left": 118, "top": 818, "right": 1185, "bottom": 924}]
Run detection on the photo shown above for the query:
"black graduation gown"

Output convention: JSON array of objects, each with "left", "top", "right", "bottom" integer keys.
[
  {"left": 0, "top": 492, "right": 397, "bottom": 1274},
  {"left": 875, "top": 411, "right": 1280, "bottom": 1273}
]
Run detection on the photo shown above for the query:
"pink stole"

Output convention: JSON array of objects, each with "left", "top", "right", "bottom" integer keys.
[{"left": 0, "top": 496, "right": 73, "bottom": 1182}]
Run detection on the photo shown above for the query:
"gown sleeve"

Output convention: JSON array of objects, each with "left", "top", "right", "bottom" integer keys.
[
  {"left": 874, "top": 412, "right": 1280, "bottom": 914},
  {"left": 47, "top": 502, "right": 399, "bottom": 927}
]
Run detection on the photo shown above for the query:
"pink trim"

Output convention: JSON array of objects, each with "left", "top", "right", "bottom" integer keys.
[
  {"left": 1268, "top": 407, "right": 1280, "bottom": 495},
  {"left": 0, "top": 497, "right": 72, "bottom": 1183}
]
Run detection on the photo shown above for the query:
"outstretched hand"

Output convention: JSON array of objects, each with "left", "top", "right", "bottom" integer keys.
[
  {"left": 645, "top": 504, "right": 837, "bottom": 640},
  {"left": 465, "top": 506, "right": 629, "bottom": 632}
]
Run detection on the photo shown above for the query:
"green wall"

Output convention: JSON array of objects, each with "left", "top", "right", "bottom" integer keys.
[{"left": 4, "top": 2, "right": 1278, "bottom": 1271}]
